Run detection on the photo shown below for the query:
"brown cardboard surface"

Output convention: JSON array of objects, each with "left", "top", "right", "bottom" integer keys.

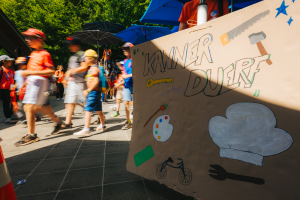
[{"left": 127, "top": 0, "right": 300, "bottom": 199}]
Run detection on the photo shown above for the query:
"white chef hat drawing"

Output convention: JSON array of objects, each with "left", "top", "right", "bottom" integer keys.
[{"left": 208, "top": 102, "right": 293, "bottom": 166}]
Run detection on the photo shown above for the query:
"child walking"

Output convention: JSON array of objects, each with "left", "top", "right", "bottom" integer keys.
[
  {"left": 73, "top": 50, "right": 107, "bottom": 136},
  {"left": 14, "top": 28, "right": 64, "bottom": 146},
  {"left": 120, "top": 43, "right": 134, "bottom": 130}
]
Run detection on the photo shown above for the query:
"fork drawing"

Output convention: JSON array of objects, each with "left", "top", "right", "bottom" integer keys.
[{"left": 209, "top": 165, "right": 265, "bottom": 185}]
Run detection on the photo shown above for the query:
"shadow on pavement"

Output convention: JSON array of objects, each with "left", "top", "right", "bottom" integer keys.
[{"left": 5, "top": 138, "right": 192, "bottom": 200}]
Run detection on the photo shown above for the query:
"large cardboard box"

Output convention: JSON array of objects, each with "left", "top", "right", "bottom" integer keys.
[{"left": 127, "top": 0, "right": 300, "bottom": 199}]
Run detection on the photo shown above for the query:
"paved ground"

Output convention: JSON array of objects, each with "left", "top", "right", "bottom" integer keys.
[{"left": 0, "top": 96, "right": 193, "bottom": 200}]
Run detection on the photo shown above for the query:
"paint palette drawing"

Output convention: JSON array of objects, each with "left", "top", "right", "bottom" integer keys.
[{"left": 153, "top": 115, "right": 173, "bottom": 142}]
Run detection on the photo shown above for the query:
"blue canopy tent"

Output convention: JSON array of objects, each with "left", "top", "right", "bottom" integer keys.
[
  {"left": 140, "top": 0, "right": 184, "bottom": 26},
  {"left": 140, "top": 0, "right": 263, "bottom": 26},
  {"left": 230, "top": 0, "right": 262, "bottom": 10},
  {"left": 114, "top": 25, "right": 171, "bottom": 45},
  {"left": 171, "top": 26, "right": 179, "bottom": 33}
]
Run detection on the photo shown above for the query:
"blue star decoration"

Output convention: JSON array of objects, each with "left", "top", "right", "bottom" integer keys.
[
  {"left": 275, "top": 0, "right": 289, "bottom": 18},
  {"left": 287, "top": 17, "right": 293, "bottom": 25},
  {"left": 292, "top": 0, "right": 295, "bottom": 3}
]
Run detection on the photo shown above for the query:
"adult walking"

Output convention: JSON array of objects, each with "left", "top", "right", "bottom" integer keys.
[
  {"left": 63, "top": 36, "right": 87, "bottom": 127},
  {"left": 54, "top": 65, "right": 64, "bottom": 100},
  {"left": 0, "top": 55, "right": 15, "bottom": 122}
]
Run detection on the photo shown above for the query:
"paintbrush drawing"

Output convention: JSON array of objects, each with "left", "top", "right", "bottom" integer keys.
[{"left": 144, "top": 105, "right": 168, "bottom": 127}]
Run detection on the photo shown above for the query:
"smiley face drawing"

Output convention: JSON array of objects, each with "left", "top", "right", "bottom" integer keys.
[{"left": 153, "top": 115, "right": 173, "bottom": 142}]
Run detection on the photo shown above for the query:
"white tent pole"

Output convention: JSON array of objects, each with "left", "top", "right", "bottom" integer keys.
[{"left": 197, "top": 0, "right": 208, "bottom": 25}]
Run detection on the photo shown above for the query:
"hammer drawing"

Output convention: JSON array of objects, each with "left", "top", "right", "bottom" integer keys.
[{"left": 248, "top": 32, "right": 272, "bottom": 65}]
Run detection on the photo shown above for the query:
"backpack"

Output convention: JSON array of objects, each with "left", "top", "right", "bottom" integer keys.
[{"left": 98, "top": 65, "right": 109, "bottom": 93}]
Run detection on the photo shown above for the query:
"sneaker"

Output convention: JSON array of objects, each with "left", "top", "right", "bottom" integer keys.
[
  {"left": 57, "top": 98, "right": 60, "bottom": 101},
  {"left": 111, "top": 112, "right": 120, "bottom": 117},
  {"left": 14, "top": 134, "right": 39, "bottom": 146},
  {"left": 96, "top": 124, "right": 107, "bottom": 132},
  {"left": 51, "top": 124, "right": 62, "bottom": 135},
  {"left": 5, "top": 118, "right": 11, "bottom": 123},
  {"left": 16, "top": 121, "right": 22, "bottom": 125},
  {"left": 113, "top": 96, "right": 115, "bottom": 100},
  {"left": 122, "top": 121, "right": 132, "bottom": 130},
  {"left": 61, "top": 98, "right": 64, "bottom": 100},
  {"left": 61, "top": 123, "right": 73, "bottom": 128},
  {"left": 73, "top": 129, "right": 90, "bottom": 136}
]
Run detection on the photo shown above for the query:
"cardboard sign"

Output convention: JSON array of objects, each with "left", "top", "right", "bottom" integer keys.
[{"left": 127, "top": 0, "right": 300, "bottom": 199}]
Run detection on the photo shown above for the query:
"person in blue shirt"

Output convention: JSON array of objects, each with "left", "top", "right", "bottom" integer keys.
[{"left": 121, "top": 42, "right": 134, "bottom": 130}]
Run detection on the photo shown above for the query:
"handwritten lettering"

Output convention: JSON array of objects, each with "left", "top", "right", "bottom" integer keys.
[
  {"left": 143, "top": 33, "right": 270, "bottom": 97},
  {"left": 185, "top": 55, "right": 270, "bottom": 97}
]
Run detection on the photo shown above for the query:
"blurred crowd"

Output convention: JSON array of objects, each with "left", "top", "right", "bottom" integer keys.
[{"left": 0, "top": 28, "right": 134, "bottom": 146}]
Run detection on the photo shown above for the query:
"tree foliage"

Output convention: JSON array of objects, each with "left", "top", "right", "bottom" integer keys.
[{"left": 0, "top": 0, "right": 151, "bottom": 66}]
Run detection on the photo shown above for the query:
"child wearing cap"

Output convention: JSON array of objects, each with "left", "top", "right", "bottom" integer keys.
[
  {"left": 121, "top": 43, "right": 134, "bottom": 130},
  {"left": 73, "top": 49, "right": 107, "bottom": 136},
  {"left": 14, "top": 28, "right": 64, "bottom": 146},
  {"left": 0, "top": 55, "right": 15, "bottom": 122},
  {"left": 178, "top": 0, "right": 229, "bottom": 31}
]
